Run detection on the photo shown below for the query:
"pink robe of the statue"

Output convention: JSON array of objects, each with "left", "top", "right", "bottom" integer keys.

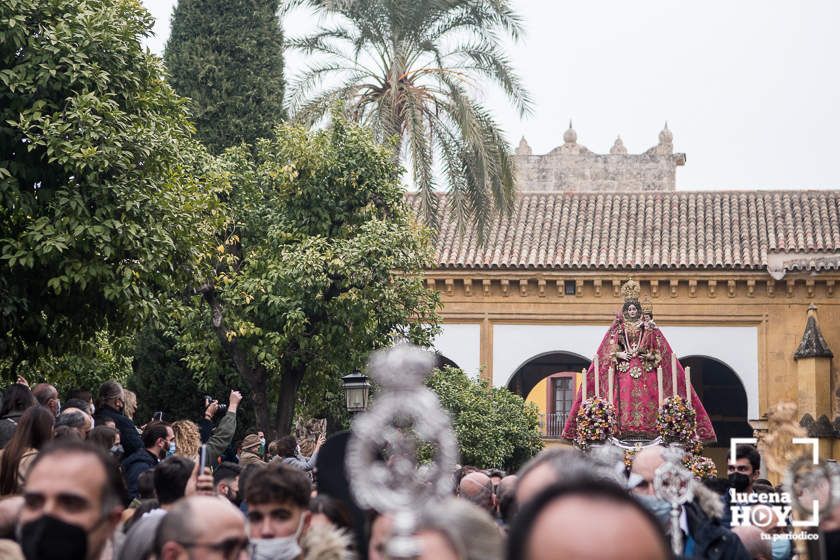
[{"left": 562, "top": 314, "right": 716, "bottom": 442}]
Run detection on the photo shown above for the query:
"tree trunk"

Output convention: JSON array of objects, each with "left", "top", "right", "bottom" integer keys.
[
  {"left": 202, "top": 286, "right": 272, "bottom": 434},
  {"left": 247, "top": 367, "right": 271, "bottom": 435},
  {"left": 274, "top": 366, "right": 305, "bottom": 438}
]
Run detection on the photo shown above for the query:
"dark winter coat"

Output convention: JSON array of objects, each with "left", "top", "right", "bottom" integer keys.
[
  {"left": 684, "top": 501, "right": 751, "bottom": 560},
  {"left": 95, "top": 404, "right": 143, "bottom": 457},
  {"left": 122, "top": 448, "right": 159, "bottom": 500},
  {"left": 0, "top": 411, "right": 24, "bottom": 449}
]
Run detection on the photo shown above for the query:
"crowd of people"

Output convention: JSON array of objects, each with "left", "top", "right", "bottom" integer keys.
[{"left": 0, "top": 377, "right": 836, "bottom": 559}]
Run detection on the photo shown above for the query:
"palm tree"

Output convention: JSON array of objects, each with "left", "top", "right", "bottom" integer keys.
[{"left": 287, "top": 0, "right": 532, "bottom": 239}]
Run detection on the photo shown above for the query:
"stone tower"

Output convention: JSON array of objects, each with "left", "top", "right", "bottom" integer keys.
[{"left": 513, "top": 122, "right": 686, "bottom": 192}]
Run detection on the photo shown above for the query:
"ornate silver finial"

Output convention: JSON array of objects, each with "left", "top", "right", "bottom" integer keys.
[
  {"left": 564, "top": 120, "right": 577, "bottom": 144},
  {"left": 610, "top": 135, "right": 628, "bottom": 154},
  {"left": 516, "top": 136, "right": 532, "bottom": 156},
  {"left": 654, "top": 445, "right": 694, "bottom": 556},
  {"left": 346, "top": 344, "right": 458, "bottom": 559}
]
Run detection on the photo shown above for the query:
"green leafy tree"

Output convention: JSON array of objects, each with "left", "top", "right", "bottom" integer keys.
[
  {"left": 0, "top": 0, "right": 222, "bottom": 374},
  {"left": 13, "top": 329, "right": 133, "bottom": 396},
  {"left": 288, "top": 0, "right": 531, "bottom": 239},
  {"left": 129, "top": 326, "right": 257, "bottom": 435},
  {"left": 177, "top": 115, "right": 440, "bottom": 437},
  {"left": 428, "top": 366, "right": 543, "bottom": 471},
  {"left": 165, "top": 0, "right": 286, "bottom": 154}
]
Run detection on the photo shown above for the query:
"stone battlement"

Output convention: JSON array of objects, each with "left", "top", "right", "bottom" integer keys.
[{"left": 513, "top": 123, "right": 685, "bottom": 192}]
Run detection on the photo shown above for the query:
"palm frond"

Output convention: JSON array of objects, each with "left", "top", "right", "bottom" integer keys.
[
  {"left": 286, "top": 0, "right": 528, "bottom": 241},
  {"left": 454, "top": 40, "right": 532, "bottom": 117}
]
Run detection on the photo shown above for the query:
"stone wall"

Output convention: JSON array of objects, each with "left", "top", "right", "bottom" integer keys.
[{"left": 513, "top": 124, "right": 686, "bottom": 192}]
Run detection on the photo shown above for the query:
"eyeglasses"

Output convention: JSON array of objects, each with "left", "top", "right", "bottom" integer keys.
[{"left": 181, "top": 536, "right": 251, "bottom": 559}]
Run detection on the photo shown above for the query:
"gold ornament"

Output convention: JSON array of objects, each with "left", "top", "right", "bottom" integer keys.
[
  {"left": 621, "top": 278, "right": 641, "bottom": 303},
  {"left": 642, "top": 350, "right": 662, "bottom": 372},
  {"left": 641, "top": 299, "right": 654, "bottom": 316},
  {"left": 628, "top": 366, "right": 643, "bottom": 379}
]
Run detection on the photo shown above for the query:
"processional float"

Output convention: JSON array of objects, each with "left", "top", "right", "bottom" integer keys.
[
  {"left": 561, "top": 278, "right": 716, "bottom": 475},
  {"left": 560, "top": 279, "right": 840, "bottom": 558},
  {"left": 341, "top": 283, "right": 840, "bottom": 559}
]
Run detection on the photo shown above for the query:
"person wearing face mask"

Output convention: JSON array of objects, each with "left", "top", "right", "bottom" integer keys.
[
  {"left": 17, "top": 440, "right": 125, "bottom": 560},
  {"left": 214, "top": 462, "right": 242, "bottom": 507},
  {"left": 728, "top": 445, "right": 761, "bottom": 495},
  {"left": 245, "top": 464, "right": 354, "bottom": 560},
  {"left": 238, "top": 433, "right": 268, "bottom": 467},
  {"left": 88, "top": 426, "right": 124, "bottom": 461},
  {"left": 31, "top": 383, "right": 61, "bottom": 417},
  {"left": 631, "top": 446, "right": 750, "bottom": 560},
  {"left": 271, "top": 433, "right": 325, "bottom": 474},
  {"left": 94, "top": 380, "right": 143, "bottom": 458},
  {"left": 122, "top": 422, "right": 175, "bottom": 500}
]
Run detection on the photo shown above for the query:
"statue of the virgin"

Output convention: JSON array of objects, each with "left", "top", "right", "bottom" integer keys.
[{"left": 562, "top": 279, "right": 716, "bottom": 442}]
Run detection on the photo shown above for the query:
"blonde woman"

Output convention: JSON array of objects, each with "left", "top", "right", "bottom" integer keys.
[
  {"left": 123, "top": 389, "right": 138, "bottom": 420},
  {"left": 173, "top": 390, "right": 242, "bottom": 468},
  {"left": 171, "top": 420, "right": 202, "bottom": 462}
]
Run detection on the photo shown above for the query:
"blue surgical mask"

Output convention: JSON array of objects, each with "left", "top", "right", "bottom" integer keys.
[
  {"left": 771, "top": 536, "right": 791, "bottom": 560},
  {"left": 167, "top": 441, "right": 176, "bottom": 457},
  {"left": 251, "top": 515, "right": 304, "bottom": 560},
  {"left": 635, "top": 494, "right": 673, "bottom": 526}
]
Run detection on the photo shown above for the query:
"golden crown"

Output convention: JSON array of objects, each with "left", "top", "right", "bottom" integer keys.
[
  {"left": 621, "top": 278, "right": 640, "bottom": 303},
  {"left": 641, "top": 299, "right": 654, "bottom": 315}
]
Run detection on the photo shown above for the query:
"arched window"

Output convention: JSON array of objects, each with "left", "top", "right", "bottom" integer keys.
[{"left": 507, "top": 352, "right": 590, "bottom": 439}]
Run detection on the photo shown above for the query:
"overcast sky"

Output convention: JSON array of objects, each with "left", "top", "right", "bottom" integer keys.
[{"left": 141, "top": 0, "right": 840, "bottom": 190}]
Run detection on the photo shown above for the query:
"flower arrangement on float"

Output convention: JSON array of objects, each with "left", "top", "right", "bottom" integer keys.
[
  {"left": 656, "top": 395, "right": 697, "bottom": 444},
  {"left": 683, "top": 454, "right": 717, "bottom": 479},
  {"left": 655, "top": 396, "right": 716, "bottom": 479},
  {"left": 574, "top": 396, "right": 617, "bottom": 449}
]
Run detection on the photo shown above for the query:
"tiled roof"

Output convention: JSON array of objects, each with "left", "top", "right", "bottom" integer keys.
[{"left": 412, "top": 191, "right": 840, "bottom": 271}]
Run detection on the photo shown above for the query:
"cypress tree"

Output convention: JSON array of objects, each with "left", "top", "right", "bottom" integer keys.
[{"left": 165, "top": 0, "right": 285, "bottom": 153}]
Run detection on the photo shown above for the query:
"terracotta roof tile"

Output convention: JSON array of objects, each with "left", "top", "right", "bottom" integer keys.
[{"left": 411, "top": 191, "right": 840, "bottom": 271}]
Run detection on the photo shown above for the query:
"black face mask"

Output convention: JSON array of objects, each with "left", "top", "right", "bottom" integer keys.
[
  {"left": 20, "top": 514, "right": 88, "bottom": 560},
  {"left": 728, "top": 472, "right": 751, "bottom": 492},
  {"left": 224, "top": 487, "right": 242, "bottom": 507}
]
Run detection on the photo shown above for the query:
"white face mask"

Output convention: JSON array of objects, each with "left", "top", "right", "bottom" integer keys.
[{"left": 251, "top": 514, "right": 305, "bottom": 560}]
